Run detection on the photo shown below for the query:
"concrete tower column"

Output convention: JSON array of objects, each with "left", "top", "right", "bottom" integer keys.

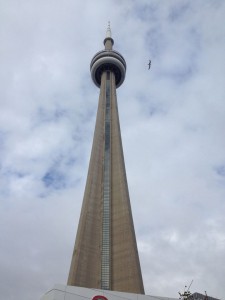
[{"left": 67, "top": 25, "right": 144, "bottom": 294}]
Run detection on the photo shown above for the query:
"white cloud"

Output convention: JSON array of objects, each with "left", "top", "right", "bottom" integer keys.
[{"left": 0, "top": 1, "right": 225, "bottom": 299}]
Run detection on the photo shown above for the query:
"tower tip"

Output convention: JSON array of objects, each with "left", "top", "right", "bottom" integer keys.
[
  {"left": 106, "top": 21, "right": 112, "bottom": 38},
  {"left": 104, "top": 21, "right": 114, "bottom": 49}
]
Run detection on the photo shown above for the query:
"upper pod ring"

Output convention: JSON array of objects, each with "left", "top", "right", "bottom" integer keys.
[{"left": 90, "top": 50, "right": 126, "bottom": 88}]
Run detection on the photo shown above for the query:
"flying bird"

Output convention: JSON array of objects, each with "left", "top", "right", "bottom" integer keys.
[{"left": 148, "top": 60, "right": 151, "bottom": 70}]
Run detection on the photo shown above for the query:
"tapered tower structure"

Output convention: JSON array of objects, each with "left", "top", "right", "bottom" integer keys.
[{"left": 67, "top": 25, "right": 144, "bottom": 294}]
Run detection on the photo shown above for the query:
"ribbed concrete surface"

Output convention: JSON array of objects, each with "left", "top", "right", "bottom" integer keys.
[{"left": 67, "top": 71, "right": 144, "bottom": 294}]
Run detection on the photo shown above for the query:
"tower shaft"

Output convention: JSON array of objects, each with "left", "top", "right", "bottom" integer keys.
[{"left": 67, "top": 28, "right": 144, "bottom": 294}]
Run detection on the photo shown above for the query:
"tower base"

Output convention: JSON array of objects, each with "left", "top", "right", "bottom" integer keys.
[{"left": 40, "top": 284, "right": 178, "bottom": 300}]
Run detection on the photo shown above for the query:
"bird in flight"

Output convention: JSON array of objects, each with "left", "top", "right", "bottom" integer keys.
[{"left": 148, "top": 60, "right": 151, "bottom": 70}]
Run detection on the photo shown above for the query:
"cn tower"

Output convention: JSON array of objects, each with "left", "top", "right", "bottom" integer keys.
[{"left": 67, "top": 24, "right": 144, "bottom": 294}]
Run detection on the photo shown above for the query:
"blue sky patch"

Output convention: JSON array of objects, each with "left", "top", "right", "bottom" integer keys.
[
  {"left": 42, "top": 170, "right": 67, "bottom": 189},
  {"left": 215, "top": 165, "right": 225, "bottom": 177},
  {"left": 36, "top": 106, "right": 68, "bottom": 124},
  {"left": 168, "top": 2, "right": 190, "bottom": 22}
]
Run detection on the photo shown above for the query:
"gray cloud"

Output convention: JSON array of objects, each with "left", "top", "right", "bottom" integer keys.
[{"left": 0, "top": 1, "right": 225, "bottom": 299}]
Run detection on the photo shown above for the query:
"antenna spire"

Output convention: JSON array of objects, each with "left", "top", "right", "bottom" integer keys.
[
  {"left": 104, "top": 21, "right": 114, "bottom": 49},
  {"left": 106, "top": 21, "right": 112, "bottom": 38}
]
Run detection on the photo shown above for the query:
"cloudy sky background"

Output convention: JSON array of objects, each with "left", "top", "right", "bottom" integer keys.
[{"left": 1, "top": 0, "right": 225, "bottom": 299}]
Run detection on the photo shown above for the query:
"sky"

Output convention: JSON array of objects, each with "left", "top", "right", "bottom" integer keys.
[{"left": 0, "top": 0, "right": 225, "bottom": 299}]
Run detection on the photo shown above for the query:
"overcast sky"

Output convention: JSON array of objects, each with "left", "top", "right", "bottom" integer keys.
[{"left": 0, "top": 1, "right": 225, "bottom": 299}]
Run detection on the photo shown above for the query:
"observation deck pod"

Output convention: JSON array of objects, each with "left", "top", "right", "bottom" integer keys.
[{"left": 90, "top": 49, "right": 126, "bottom": 88}]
